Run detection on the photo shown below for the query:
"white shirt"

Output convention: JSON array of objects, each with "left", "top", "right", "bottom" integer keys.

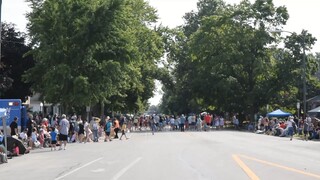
[
  {"left": 219, "top": 118, "right": 224, "bottom": 126},
  {"left": 31, "top": 132, "right": 37, "bottom": 142},
  {"left": 59, "top": 118, "right": 69, "bottom": 135},
  {"left": 188, "top": 116, "right": 192, "bottom": 124},
  {"left": 286, "top": 119, "right": 294, "bottom": 128},
  {"left": 92, "top": 122, "right": 98, "bottom": 130},
  {"left": 170, "top": 118, "right": 175, "bottom": 124},
  {"left": 19, "top": 132, "right": 28, "bottom": 140},
  {"left": 233, "top": 118, "right": 239, "bottom": 125}
]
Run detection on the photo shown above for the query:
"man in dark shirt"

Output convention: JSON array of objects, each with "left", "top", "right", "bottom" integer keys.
[{"left": 10, "top": 117, "right": 18, "bottom": 136}]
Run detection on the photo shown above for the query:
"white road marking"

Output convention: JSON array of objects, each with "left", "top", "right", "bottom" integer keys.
[
  {"left": 91, "top": 168, "right": 105, "bottom": 173},
  {"left": 55, "top": 157, "right": 104, "bottom": 180},
  {"left": 111, "top": 157, "right": 142, "bottom": 180}
]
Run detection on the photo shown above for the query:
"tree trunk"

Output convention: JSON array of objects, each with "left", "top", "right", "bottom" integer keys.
[{"left": 100, "top": 101, "right": 105, "bottom": 119}]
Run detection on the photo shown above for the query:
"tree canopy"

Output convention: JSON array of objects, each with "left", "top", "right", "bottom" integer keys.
[
  {"left": 159, "top": 0, "right": 318, "bottom": 120},
  {"left": 3, "top": 0, "right": 319, "bottom": 119},
  {"left": 24, "top": 0, "right": 165, "bottom": 113},
  {"left": 0, "top": 23, "right": 34, "bottom": 101}
]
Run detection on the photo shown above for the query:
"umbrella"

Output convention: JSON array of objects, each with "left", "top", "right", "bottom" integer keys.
[{"left": 3, "top": 136, "right": 27, "bottom": 154}]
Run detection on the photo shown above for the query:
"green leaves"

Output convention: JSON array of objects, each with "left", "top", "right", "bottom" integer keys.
[
  {"left": 25, "top": 0, "right": 164, "bottom": 113},
  {"left": 0, "top": 23, "right": 34, "bottom": 101},
  {"left": 160, "top": 0, "right": 303, "bottom": 118}
]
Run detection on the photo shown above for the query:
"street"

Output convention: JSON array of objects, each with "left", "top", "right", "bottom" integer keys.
[{"left": 1, "top": 130, "right": 320, "bottom": 180}]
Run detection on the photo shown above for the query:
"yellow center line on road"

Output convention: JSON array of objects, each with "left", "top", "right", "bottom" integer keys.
[
  {"left": 232, "top": 154, "right": 260, "bottom": 180},
  {"left": 239, "top": 154, "right": 320, "bottom": 179}
]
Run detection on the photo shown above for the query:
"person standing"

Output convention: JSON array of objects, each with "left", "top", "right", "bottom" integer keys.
[
  {"left": 50, "top": 127, "right": 57, "bottom": 151},
  {"left": 114, "top": 119, "right": 120, "bottom": 139},
  {"left": 150, "top": 116, "right": 156, "bottom": 135},
  {"left": 133, "top": 117, "right": 139, "bottom": 131},
  {"left": 286, "top": 116, "right": 295, "bottom": 141},
  {"left": 120, "top": 122, "right": 129, "bottom": 140},
  {"left": 26, "top": 114, "right": 34, "bottom": 138},
  {"left": 187, "top": 115, "right": 192, "bottom": 131},
  {"left": 170, "top": 116, "right": 175, "bottom": 131},
  {"left": 204, "top": 114, "right": 211, "bottom": 129},
  {"left": 78, "top": 120, "right": 85, "bottom": 143},
  {"left": 214, "top": 116, "right": 220, "bottom": 130},
  {"left": 196, "top": 116, "right": 202, "bottom": 131},
  {"left": 219, "top": 116, "right": 225, "bottom": 129},
  {"left": 10, "top": 117, "right": 19, "bottom": 136},
  {"left": 104, "top": 118, "right": 112, "bottom": 142},
  {"left": 92, "top": 119, "right": 99, "bottom": 142},
  {"left": 233, "top": 115, "right": 239, "bottom": 130},
  {"left": 303, "top": 119, "right": 309, "bottom": 141},
  {"left": 58, "top": 114, "right": 69, "bottom": 150},
  {"left": 84, "top": 119, "right": 92, "bottom": 143},
  {"left": 180, "top": 114, "right": 186, "bottom": 132}
]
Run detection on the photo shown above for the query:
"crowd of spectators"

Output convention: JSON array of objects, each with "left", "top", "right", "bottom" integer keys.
[
  {"left": 1, "top": 112, "right": 232, "bottom": 157},
  {"left": 2, "top": 111, "right": 319, "bottom": 164},
  {"left": 256, "top": 115, "right": 320, "bottom": 140}
]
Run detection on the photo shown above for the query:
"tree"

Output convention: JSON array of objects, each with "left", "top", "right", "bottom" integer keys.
[
  {"left": 161, "top": 0, "right": 291, "bottom": 120},
  {"left": 270, "top": 31, "right": 318, "bottom": 112},
  {"left": 0, "top": 23, "right": 34, "bottom": 101},
  {"left": 25, "top": 0, "right": 164, "bottom": 114}
]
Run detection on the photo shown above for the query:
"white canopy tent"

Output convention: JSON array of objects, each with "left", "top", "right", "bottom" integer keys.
[{"left": 308, "top": 106, "right": 320, "bottom": 113}]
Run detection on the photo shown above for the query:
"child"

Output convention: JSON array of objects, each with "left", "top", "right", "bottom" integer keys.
[
  {"left": 39, "top": 129, "right": 45, "bottom": 149},
  {"left": 70, "top": 132, "right": 76, "bottom": 143},
  {"left": 50, "top": 127, "right": 57, "bottom": 151},
  {"left": 11, "top": 143, "right": 19, "bottom": 156},
  {"left": 120, "top": 122, "right": 129, "bottom": 140},
  {"left": 31, "top": 128, "right": 39, "bottom": 149}
]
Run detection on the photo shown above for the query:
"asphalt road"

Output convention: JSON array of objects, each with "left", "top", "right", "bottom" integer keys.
[{"left": 1, "top": 130, "right": 320, "bottom": 180}]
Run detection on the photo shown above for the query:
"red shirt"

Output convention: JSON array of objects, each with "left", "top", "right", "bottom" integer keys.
[
  {"left": 280, "top": 123, "right": 286, "bottom": 129},
  {"left": 13, "top": 146, "right": 19, "bottom": 155},
  {"left": 204, "top": 115, "right": 211, "bottom": 124}
]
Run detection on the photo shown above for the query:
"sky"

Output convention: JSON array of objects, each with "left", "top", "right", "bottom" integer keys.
[{"left": 2, "top": 0, "right": 320, "bottom": 105}]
